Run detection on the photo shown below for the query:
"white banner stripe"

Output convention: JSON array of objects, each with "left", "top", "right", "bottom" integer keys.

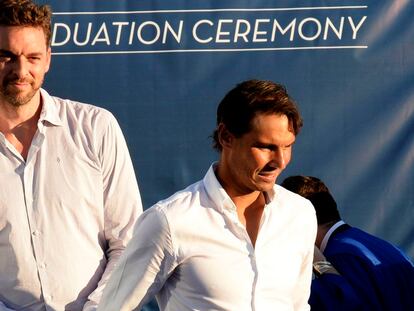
[
  {"left": 52, "top": 45, "right": 368, "bottom": 55},
  {"left": 52, "top": 6, "right": 368, "bottom": 16}
]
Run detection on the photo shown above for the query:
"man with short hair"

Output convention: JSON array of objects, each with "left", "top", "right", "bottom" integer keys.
[
  {"left": 0, "top": 0, "right": 142, "bottom": 310},
  {"left": 281, "top": 175, "right": 414, "bottom": 311},
  {"left": 98, "top": 79, "right": 317, "bottom": 311}
]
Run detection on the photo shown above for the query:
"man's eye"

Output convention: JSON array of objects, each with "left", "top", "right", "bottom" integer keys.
[
  {"left": 0, "top": 56, "right": 11, "bottom": 62},
  {"left": 258, "top": 145, "right": 273, "bottom": 151}
]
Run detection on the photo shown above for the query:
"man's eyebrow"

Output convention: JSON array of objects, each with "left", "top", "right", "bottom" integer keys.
[
  {"left": 0, "top": 49, "right": 44, "bottom": 58},
  {"left": 0, "top": 49, "right": 15, "bottom": 56},
  {"left": 27, "top": 51, "right": 43, "bottom": 57}
]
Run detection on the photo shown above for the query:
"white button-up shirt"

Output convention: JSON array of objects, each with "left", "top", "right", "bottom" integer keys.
[
  {"left": 98, "top": 164, "right": 317, "bottom": 311},
  {"left": 0, "top": 89, "right": 142, "bottom": 311}
]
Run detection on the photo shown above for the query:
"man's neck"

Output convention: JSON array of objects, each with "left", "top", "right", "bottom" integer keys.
[
  {"left": 0, "top": 94, "right": 42, "bottom": 160},
  {"left": 234, "top": 192, "right": 265, "bottom": 247},
  {"left": 0, "top": 91, "right": 41, "bottom": 129},
  {"left": 215, "top": 163, "right": 266, "bottom": 246}
]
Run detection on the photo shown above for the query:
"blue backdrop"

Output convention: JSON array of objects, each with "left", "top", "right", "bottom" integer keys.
[{"left": 40, "top": 0, "right": 413, "bottom": 269}]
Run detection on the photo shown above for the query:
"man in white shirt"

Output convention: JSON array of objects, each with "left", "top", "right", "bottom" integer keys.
[
  {"left": 98, "top": 79, "right": 317, "bottom": 311},
  {"left": 0, "top": 0, "right": 143, "bottom": 310}
]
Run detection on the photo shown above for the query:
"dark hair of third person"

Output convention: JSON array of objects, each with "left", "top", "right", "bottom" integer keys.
[{"left": 281, "top": 175, "right": 341, "bottom": 225}]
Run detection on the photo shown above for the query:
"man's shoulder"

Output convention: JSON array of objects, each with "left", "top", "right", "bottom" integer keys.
[
  {"left": 331, "top": 227, "right": 381, "bottom": 246},
  {"left": 274, "top": 184, "right": 314, "bottom": 209},
  {"left": 332, "top": 227, "right": 409, "bottom": 257},
  {"left": 153, "top": 180, "right": 205, "bottom": 214},
  {"left": 270, "top": 185, "right": 317, "bottom": 230},
  {"left": 43, "top": 89, "right": 115, "bottom": 123},
  {"left": 53, "top": 96, "right": 113, "bottom": 119}
]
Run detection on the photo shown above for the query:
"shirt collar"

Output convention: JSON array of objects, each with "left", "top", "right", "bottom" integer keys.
[
  {"left": 202, "top": 162, "right": 277, "bottom": 213},
  {"left": 320, "top": 220, "right": 346, "bottom": 253},
  {"left": 38, "top": 88, "right": 63, "bottom": 127},
  {"left": 203, "top": 163, "right": 235, "bottom": 213}
]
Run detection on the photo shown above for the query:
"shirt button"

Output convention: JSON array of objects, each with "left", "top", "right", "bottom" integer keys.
[{"left": 32, "top": 230, "right": 40, "bottom": 236}]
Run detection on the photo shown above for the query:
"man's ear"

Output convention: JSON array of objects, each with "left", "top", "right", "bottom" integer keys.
[{"left": 217, "top": 123, "right": 234, "bottom": 149}]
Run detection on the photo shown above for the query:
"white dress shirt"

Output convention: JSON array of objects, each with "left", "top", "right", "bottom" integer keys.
[
  {"left": 0, "top": 89, "right": 143, "bottom": 311},
  {"left": 98, "top": 164, "right": 317, "bottom": 311}
]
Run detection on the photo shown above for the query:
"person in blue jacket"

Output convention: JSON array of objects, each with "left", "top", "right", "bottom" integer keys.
[
  {"left": 281, "top": 175, "right": 414, "bottom": 311},
  {"left": 310, "top": 245, "right": 363, "bottom": 311}
]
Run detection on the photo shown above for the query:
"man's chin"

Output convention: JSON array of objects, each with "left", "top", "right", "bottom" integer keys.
[
  {"left": 3, "top": 90, "right": 37, "bottom": 107},
  {"left": 255, "top": 181, "right": 276, "bottom": 192}
]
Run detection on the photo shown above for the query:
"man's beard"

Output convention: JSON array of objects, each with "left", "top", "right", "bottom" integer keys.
[{"left": 0, "top": 77, "right": 41, "bottom": 107}]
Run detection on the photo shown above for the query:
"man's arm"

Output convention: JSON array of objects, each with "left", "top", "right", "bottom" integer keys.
[
  {"left": 83, "top": 112, "right": 143, "bottom": 310},
  {"left": 98, "top": 207, "right": 176, "bottom": 311},
  {"left": 293, "top": 203, "right": 317, "bottom": 311},
  {"left": 293, "top": 242, "right": 314, "bottom": 311}
]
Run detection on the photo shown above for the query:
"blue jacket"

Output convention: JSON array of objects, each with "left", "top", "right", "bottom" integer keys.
[
  {"left": 323, "top": 223, "right": 414, "bottom": 311},
  {"left": 310, "top": 273, "right": 364, "bottom": 311}
]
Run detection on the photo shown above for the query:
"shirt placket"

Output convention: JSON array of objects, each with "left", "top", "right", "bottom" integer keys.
[
  {"left": 252, "top": 205, "right": 269, "bottom": 311},
  {"left": 223, "top": 206, "right": 259, "bottom": 311},
  {"left": 23, "top": 127, "right": 54, "bottom": 308}
]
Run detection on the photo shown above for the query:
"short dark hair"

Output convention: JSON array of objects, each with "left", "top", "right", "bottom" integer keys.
[
  {"left": 212, "top": 79, "right": 303, "bottom": 151},
  {"left": 281, "top": 175, "right": 341, "bottom": 225},
  {"left": 0, "top": 0, "right": 52, "bottom": 45}
]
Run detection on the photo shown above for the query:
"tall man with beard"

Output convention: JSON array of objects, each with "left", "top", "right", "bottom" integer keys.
[
  {"left": 0, "top": 0, "right": 143, "bottom": 310},
  {"left": 98, "top": 79, "right": 317, "bottom": 311}
]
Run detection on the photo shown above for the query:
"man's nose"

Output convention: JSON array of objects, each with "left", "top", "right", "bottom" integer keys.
[
  {"left": 271, "top": 149, "right": 287, "bottom": 170},
  {"left": 10, "top": 57, "right": 29, "bottom": 78}
]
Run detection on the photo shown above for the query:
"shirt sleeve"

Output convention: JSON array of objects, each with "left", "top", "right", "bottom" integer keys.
[
  {"left": 294, "top": 203, "right": 317, "bottom": 311},
  {"left": 83, "top": 112, "right": 143, "bottom": 310},
  {"left": 97, "top": 206, "right": 176, "bottom": 311}
]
